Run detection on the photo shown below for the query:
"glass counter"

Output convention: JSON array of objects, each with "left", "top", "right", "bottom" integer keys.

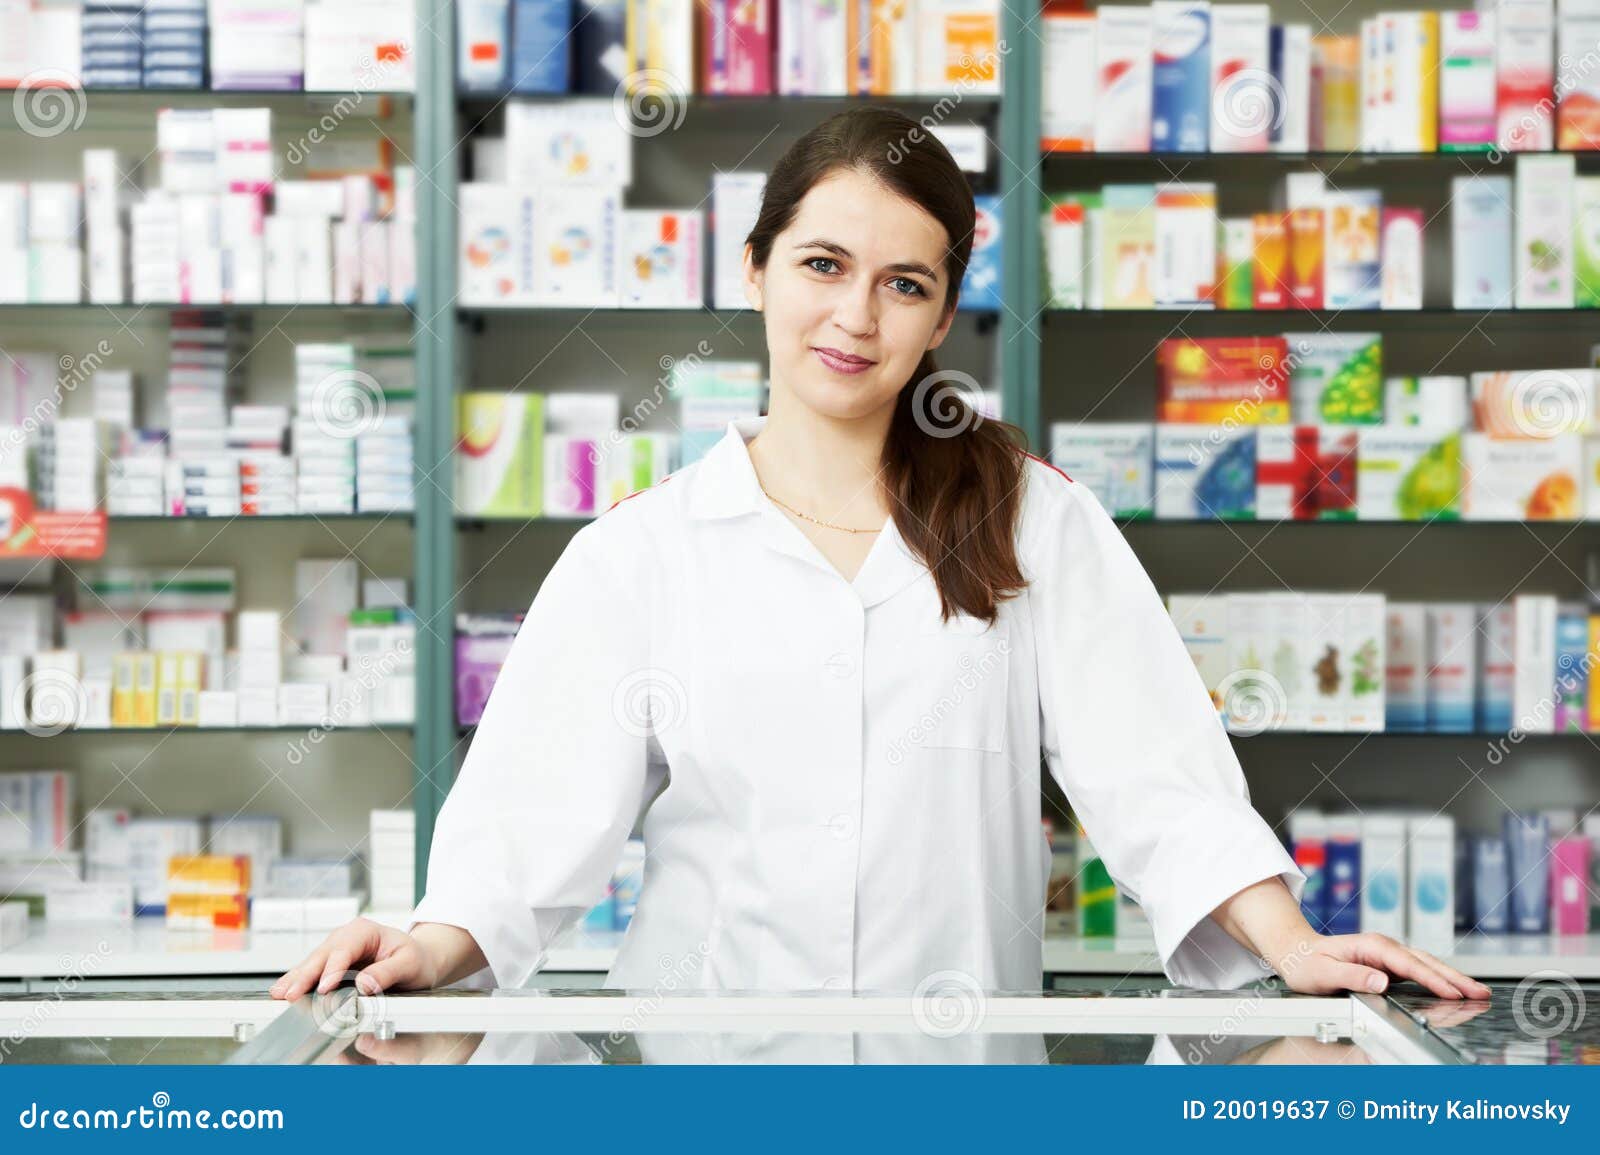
[{"left": 6, "top": 983, "right": 1591, "bottom": 1066}]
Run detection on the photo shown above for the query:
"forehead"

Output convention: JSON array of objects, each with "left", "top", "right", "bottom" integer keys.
[{"left": 787, "top": 168, "right": 950, "bottom": 268}]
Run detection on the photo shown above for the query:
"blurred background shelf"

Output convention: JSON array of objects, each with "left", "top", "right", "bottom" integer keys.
[
  {"left": 1042, "top": 147, "right": 1600, "bottom": 168},
  {"left": 106, "top": 514, "right": 413, "bottom": 524},
  {"left": 0, "top": 725, "right": 412, "bottom": 736},
  {"left": 0, "top": 304, "right": 413, "bottom": 316},
  {"left": 1041, "top": 306, "right": 1600, "bottom": 318}
]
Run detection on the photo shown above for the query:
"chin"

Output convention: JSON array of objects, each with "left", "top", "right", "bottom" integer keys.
[{"left": 794, "top": 379, "right": 897, "bottom": 421}]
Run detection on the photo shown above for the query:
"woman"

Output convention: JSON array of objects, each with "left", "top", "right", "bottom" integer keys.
[{"left": 272, "top": 107, "right": 1489, "bottom": 1007}]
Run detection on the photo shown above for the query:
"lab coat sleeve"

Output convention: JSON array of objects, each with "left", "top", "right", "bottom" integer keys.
[
  {"left": 408, "top": 517, "right": 653, "bottom": 990},
  {"left": 1027, "top": 467, "right": 1305, "bottom": 991}
]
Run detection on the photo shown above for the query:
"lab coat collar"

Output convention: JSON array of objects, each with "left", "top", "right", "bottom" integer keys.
[
  {"left": 686, "top": 416, "right": 771, "bottom": 522},
  {"left": 688, "top": 416, "right": 929, "bottom": 608}
]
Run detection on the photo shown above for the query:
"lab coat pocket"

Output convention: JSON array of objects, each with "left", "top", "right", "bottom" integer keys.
[{"left": 898, "top": 614, "right": 1011, "bottom": 753}]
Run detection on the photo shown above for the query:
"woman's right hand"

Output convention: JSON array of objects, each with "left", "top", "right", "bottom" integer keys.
[{"left": 268, "top": 918, "right": 440, "bottom": 1000}]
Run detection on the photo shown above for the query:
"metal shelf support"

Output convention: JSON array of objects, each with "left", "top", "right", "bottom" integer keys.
[{"left": 411, "top": 0, "right": 460, "bottom": 898}]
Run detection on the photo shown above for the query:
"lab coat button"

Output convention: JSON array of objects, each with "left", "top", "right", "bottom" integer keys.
[{"left": 825, "top": 651, "right": 855, "bottom": 678}]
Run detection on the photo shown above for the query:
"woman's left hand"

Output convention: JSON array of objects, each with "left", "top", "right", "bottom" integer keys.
[{"left": 1272, "top": 932, "right": 1493, "bottom": 1000}]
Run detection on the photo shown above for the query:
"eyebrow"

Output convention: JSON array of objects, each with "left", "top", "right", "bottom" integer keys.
[{"left": 792, "top": 238, "right": 942, "bottom": 282}]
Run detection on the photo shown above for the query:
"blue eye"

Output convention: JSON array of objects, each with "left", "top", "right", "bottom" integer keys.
[{"left": 806, "top": 257, "right": 926, "bottom": 299}]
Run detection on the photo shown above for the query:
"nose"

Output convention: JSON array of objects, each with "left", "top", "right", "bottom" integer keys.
[{"left": 831, "top": 277, "right": 877, "bottom": 342}]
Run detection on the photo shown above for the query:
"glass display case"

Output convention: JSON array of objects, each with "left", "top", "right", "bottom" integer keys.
[{"left": 3, "top": 984, "right": 1593, "bottom": 1065}]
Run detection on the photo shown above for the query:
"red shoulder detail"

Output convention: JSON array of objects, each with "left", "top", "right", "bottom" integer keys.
[
  {"left": 600, "top": 471, "right": 675, "bottom": 516},
  {"left": 1021, "top": 450, "right": 1072, "bottom": 484}
]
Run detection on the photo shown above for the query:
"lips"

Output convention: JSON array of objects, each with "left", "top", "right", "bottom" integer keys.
[{"left": 812, "top": 347, "right": 876, "bottom": 374}]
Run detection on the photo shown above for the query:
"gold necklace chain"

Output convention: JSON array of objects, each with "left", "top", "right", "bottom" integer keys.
[{"left": 757, "top": 481, "right": 883, "bottom": 534}]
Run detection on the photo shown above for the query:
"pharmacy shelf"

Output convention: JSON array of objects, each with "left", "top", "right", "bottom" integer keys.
[
  {"left": 0, "top": 911, "right": 598, "bottom": 981},
  {"left": 1043, "top": 307, "right": 1600, "bottom": 319},
  {"left": 458, "top": 305, "right": 1003, "bottom": 321},
  {"left": 457, "top": 306, "right": 764, "bottom": 320},
  {"left": 1113, "top": 515, "right": 1587, "bottom": 524},
  {"left": 0, "top": 84, "right": 408, "bottom": 97},
  {"left": 1230, "top": 730, "right": 1600, "bottom": 741},
  {"left": 0, "top": 300, "right": 416, "bottom": 319},
  {"left": 107, "top": 514, "right": 413, "bottom": 524},
  {"left": 458, "top": 515, "right": 1597, "bottom": 532},
  {"left": 458, "top": 91, "right": 1000, "bottom": 109},
  {"left": 0, "top": 725, "right": 412, "bottom": 736},
  {"left": 1113, "top": 518, "right": 1594, "bottom": 531},
  {"left": 456, "top": 516, "right": 592, "bottom": 528},
  {"left": 0, "top": 303, "right": 410, "bottom": 313},
  {"left": 0, "top": 918, "right": 331, "bottom": 981},
  {"left": 0, "top": 98, "right": 412, "bottom": 139},
  {"left": 8, "top": 918, "right": 1592, "bottom": 981},
  {"left": 74, "top": 88, "right": 407, "bottom": 99},
  {"left": 1041, "top": 148, "right": 1600, "bottom": 166}
]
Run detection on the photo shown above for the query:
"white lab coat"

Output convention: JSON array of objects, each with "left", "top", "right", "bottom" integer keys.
[{"left": 410, "top": 415, "right": 1305, "bottom": 1020}]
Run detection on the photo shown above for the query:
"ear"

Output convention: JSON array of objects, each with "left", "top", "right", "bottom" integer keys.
[
  {"left": 741, "top": 242, "right": 763, "bottom": 311},
  {"left": 925, "top": 300, "right": 957, "bottom": 352}
]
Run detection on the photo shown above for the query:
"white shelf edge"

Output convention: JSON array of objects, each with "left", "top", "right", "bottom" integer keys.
[{"left": 4, "top": 918, "right": 1596, "bottom": 981}]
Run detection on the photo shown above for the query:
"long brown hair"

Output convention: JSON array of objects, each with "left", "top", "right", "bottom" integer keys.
[{"left": 745, "top": 106, "right": 1029, "bottom": 624}]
